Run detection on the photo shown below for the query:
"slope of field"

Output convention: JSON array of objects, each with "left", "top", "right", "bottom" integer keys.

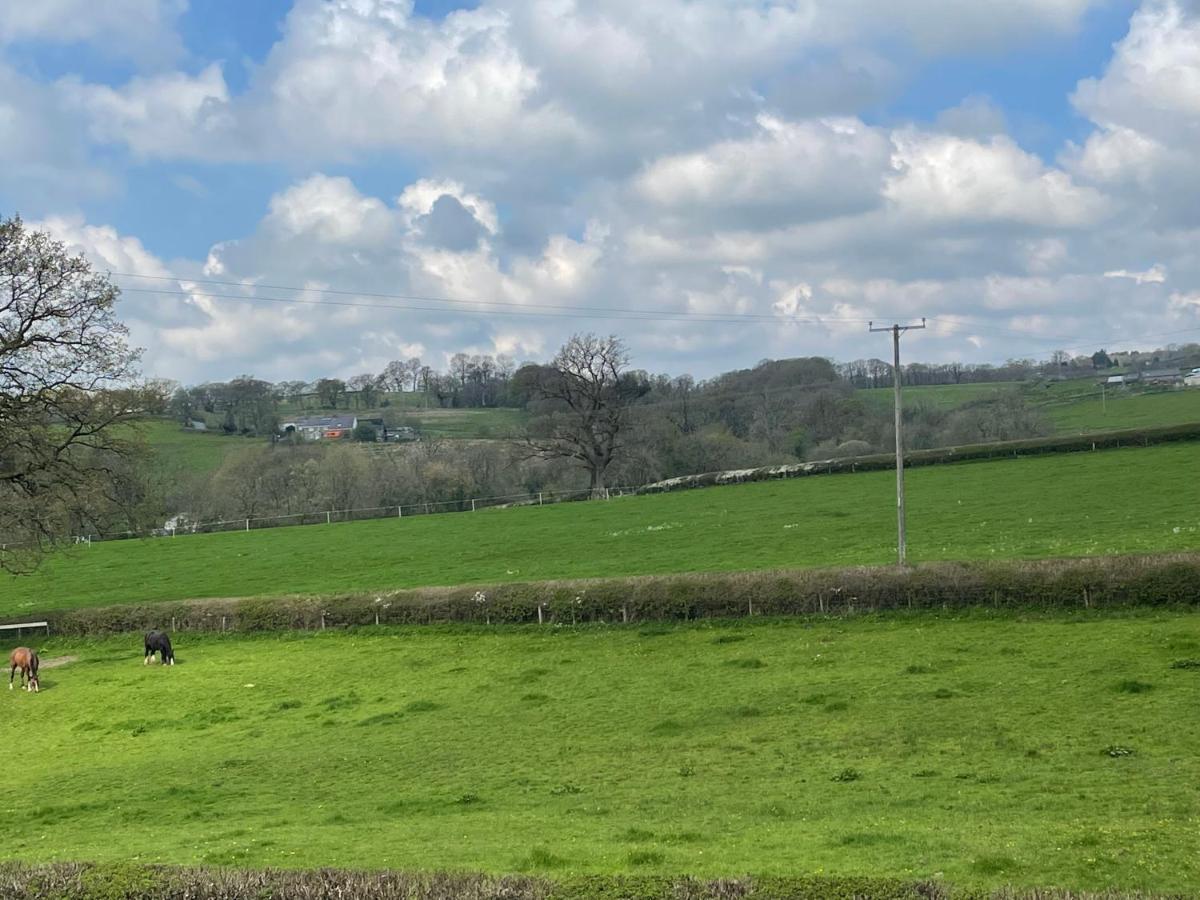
[
  {"left": 1029, "top": 383, "right": 1200, "bottom": 433},
  {"left": 4, "top": 613, "right": 1198, "bottom": 890},
  {"left": 859, "top": 382, "right": 1019, "bottom": 412},
  {"left": 3, "top": 443, "right": 1197, "bottom": 613},
  {"left": 136, "top": 419, "right": 252, "bottom": 476}
]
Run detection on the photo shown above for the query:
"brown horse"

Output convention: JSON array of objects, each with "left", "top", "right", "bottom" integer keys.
[{"left": 8, "top": 647, "right": 39, "bottom": 693}]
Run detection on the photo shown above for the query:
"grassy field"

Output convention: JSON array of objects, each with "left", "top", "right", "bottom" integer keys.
[
  {"left": 860, "top": 383, "right": 1020, "bottom": 412},
  {"left": 395, "top": 406, "right": 526, "bottom": 439},
  {"left": 3, "top": 611, "right": 1198, "bottom": 890},
  {"left": 1026, "top": 382, "right": 1200, "bottom": 433},
  {"left": 3, "top": 442, "right": 1197, "bottom": 613},
  {"left": 134, "top": 419, "right": 253, "bottom": 477}
]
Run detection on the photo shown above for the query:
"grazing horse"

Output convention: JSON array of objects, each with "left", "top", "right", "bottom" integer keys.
[
  {"left": 144, "top": 630, "right": 175, "bottom": 666},
  {"left": 8, "top": 647, "right": 39, "bottom": 692}
]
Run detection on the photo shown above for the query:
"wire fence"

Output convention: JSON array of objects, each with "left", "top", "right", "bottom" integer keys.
[{"left": 38, "top": 485, "right": 647, "bottom": 548}]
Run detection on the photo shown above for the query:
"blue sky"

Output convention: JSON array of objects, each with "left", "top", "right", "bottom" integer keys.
[{"left": 1, "top": 0, "right": 1197, "bottom": 383}]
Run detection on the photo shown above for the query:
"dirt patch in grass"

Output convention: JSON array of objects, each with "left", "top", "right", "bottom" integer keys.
[{"left": 40, "top": 655, "right": 78, "bottom": 669}]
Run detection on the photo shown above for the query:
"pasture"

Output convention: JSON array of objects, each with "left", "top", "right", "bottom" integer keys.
[
  {"left": 1029, "top": 383, "right": 1200, "bottom": 433},
  {"left": 3, "top": 611, "right": 1198, "bottom": 891},
  {"left": 2, "top": 442, "right": 1197, "bottom": 614}
]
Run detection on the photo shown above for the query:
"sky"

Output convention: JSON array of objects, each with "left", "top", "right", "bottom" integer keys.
[{"left": 3, "top": 0, "right": 1200, "bottom": 385}]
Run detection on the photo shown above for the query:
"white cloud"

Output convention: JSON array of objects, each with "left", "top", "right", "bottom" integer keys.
[
  {"left": 1104, "top": 264, "right": 1168, "bottom": 284},
  {"left": 1066, "top": 1, "right": 1200, "bottom": 225},
  {"left": 59, "top": 63, "right": 234, "bottom": 159},
  {"left": 634, "top": 115, "right": 889, "bottom": 227},
  {"left": 0, "top": 0, "right": 185, "bottom": 66},
  {"left": 885, "top": 131, "right": 1110, "bottom": 228}
]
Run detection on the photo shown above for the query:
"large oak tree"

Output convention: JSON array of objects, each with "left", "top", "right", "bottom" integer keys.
[
  {"left": 522, "top": 334, "right": 644, "bottom": 497},
  {"left": 1, "top": 217, "right": 144, "bottom": 571}
]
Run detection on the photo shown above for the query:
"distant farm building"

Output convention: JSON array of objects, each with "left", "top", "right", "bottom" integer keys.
[
  {"left": 281, "top": 415, "right": 358, "bottom": 440},
  {"left": 1141, "top": 369, "right": 1184, "bottom": 385}
]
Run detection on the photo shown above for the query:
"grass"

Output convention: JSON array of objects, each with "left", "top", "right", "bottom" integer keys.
[
  {"left": 3, "top": 442, "right": 1198, "bottom": 613},
  {"left": 397, "top": 407, "right": 527, "bottom": 440},
  {"left": 860, "top": 380, "right": 1200, "bottom": 436},
  {"left": 2, "top": 611, "right": 1198, "bottom": 890},
  {"left": 134, "top": 419, "right": 254, "bottom": 477},
  {"left": 859, "top": 383, "right": 1020, "bottom": 412},
  {"left": 1027, "top": 383, "right": 1200, "bottom": 433}
]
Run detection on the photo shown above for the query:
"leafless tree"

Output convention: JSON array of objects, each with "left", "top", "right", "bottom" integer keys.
[
  {"left": 522, "top": 333, "right": 639, "bottom": 497},
  {"left": 0, "top": 216, "right": 145, "bottom": 571}
]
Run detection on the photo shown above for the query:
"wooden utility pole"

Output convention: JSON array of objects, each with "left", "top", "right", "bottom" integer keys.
[{"left": 869, "top": 318, "right": 926, "bottom": 565}]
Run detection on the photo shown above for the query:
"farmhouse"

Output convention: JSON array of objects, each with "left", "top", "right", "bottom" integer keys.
[{"left": 280, "top": 415, "right": 358, "bottom": 440}]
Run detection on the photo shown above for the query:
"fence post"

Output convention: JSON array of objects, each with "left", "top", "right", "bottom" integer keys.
[
  {"left": 171, "top": 616, "right": 176, "bottom": 632},
  {"left": 397, "top": 506, "right": 402, "bottom": 518},
  {"left": 245, "top": 519, "right": 250, "bottom": 532},
  {"left": 471, "top": 499, "right": 476, "bottom": 512},
  {"left": 538, "top": 492, "right": 543, "bottom": 506},
  {"left": 537, "top": 604, "right": 543, "bottom": 625},
  {"left": 326, "top": 511, "right": 331, "bottom": 525}
]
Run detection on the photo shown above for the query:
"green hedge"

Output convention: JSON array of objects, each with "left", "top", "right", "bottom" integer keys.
[
  {"left": 21, "top": 552, "right": 1200, "bottom": 636},
  {"left": 635, "top": 422, "right": 1200, "bottom": 495},
  {"left": 0, "top": 862, "right": 1181, "bottom": 899}
]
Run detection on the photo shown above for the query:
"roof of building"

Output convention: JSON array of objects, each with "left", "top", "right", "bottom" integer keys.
[{"left": 285, "top": 415, "right": 357, "bottom": 429}]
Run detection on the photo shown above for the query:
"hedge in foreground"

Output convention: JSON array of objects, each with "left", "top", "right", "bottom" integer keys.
[
  {"left": 0, "top": 863, "right": 1186, "bottom": 900},
  {"left": 24, "top": 552, "right": 1200, "bottom": 636}
]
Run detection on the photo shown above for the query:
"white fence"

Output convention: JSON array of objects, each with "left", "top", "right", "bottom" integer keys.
[{"left": 52, "top": 485, "right": 646, "bottom": 547}]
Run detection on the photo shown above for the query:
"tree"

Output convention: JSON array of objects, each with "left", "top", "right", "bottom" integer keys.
[
  {"left": 347, "top": 373, "right": 379, "bottom": 408},
  {"left": 315, "top": 377, "right": 346, "bottom": 409},
  {"left": 378, "top": 360, "right": 409, "bottom": 393},
  {"left": 0, "top": 216, "right": 145, "bottom": 571},
  {"left": 522, "top": 334, "right": 641, "bottom": 497}
]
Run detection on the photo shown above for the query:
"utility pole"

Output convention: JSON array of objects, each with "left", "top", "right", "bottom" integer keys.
[{"left": 869, "top": 318, "right": 926, "bottom": 566}]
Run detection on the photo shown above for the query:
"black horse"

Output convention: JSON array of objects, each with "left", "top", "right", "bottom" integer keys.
[{"left": 144, "top": 630, "right": 175, "bottom": 666}]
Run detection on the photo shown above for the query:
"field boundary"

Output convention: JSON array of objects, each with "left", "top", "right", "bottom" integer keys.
[
  {"left": 22, "top": 552, "right": 1200, "bottom": 635},
  {"left": 0, "top": 861, "right": 1179, "bottom": 899},
  {"left": 30, "top": 420, "right": 1200, "bottom": 551},
  {"left": 635, "top": 421, "right": 1200, "bottom": 494}
]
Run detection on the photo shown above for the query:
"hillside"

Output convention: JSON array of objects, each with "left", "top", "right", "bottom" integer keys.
[
  {"left": 3, "top": 442, "right": 1196, "bottom": 613},
  {"left": 3, "top": 613, "right": 1197, "bottom": 890}
]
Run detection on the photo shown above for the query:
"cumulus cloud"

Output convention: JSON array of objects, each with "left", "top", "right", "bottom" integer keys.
[
  {"left": 1104, "top": 264, "right": 1168, "bottom": 284},
  {"left": 1067, "top": 0, "right": 1200, "bottom": 225},
  {"left": 885, "top": 131, "right": 1110, "bottom": 229},
  {"left": 0, "top": 0, "right": 185, "bottom": 66},
  {"left": 10, "top": 0, "right": 1200, "bottom": 382}
]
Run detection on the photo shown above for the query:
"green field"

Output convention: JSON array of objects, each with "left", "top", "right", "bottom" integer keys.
[
  {"left": 4, "top": 443, "right": 1197, "bottom": 613},
  {"left": 860, "top": 382, "right": 1020, "bottom": 412},
  {"left": 1028, "top": 383, "right": 1200, "bottom": 433},
  {"left": 398, "top": 406, "right": 526, "bottom": 439},
  {"left": 135, "top": 419, "right": 253, "bottom": 476},
  {"left": 3, "top": 612, "right": 1197, "bottom": 890}
]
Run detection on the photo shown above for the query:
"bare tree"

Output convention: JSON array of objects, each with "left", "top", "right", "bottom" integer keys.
[
  {"left": 378, "top": 360, "right": 409, "bottom": 393},
  {"left": 347, "top": 373, "right": 380, "bottom": 409},
  {"left": 1, "top": 216, "right": 145, "bottom": 571},
  {"left": 522, "top": 334, "right": 640, "bottom": 497}
]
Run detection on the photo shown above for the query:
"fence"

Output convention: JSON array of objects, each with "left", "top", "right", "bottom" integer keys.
[
  {"left": 10, "top": 418, "right": 1200, "bottom": 551},
  {"left": 45, "top": 485, "right": 643, "bottom": 546}
]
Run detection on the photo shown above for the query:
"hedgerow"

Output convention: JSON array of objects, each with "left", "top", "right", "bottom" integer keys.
[
  {"left": 635, "top": 422, "right": 1200, "bottom": 495},
  {"left": 0, "top": 863, "right": 1185, "bottom": 899},
  {"left": 24, "top": 552, "right": 1200, "bottom": 636}
]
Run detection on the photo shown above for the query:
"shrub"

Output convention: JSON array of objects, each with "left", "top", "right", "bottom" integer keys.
[{"left": 22, "top": 552, "right": 1200, "bottom": 636}]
